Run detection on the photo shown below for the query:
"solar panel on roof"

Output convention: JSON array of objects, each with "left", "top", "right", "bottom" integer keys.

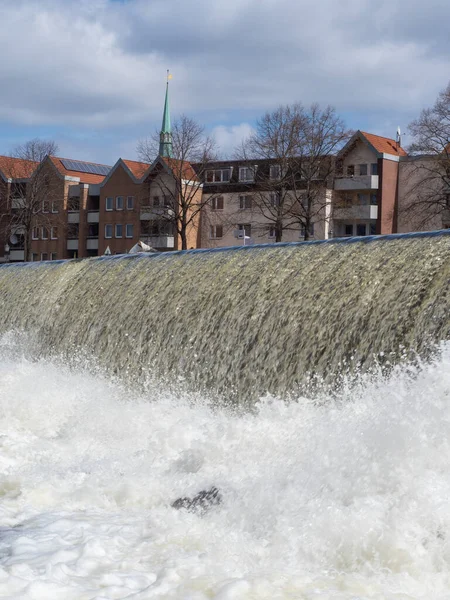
[{"left": 60, "top": 158, "right": 111, "bottom": 176}]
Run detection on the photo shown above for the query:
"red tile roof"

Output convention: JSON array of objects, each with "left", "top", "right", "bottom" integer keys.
[
  {"left": 0, "top": 155, "right": 38, "bottom": 179},
  {"left": 360, "top": 131, "right": 408, "bottom": 157},
  {"left": 49, "top": 156, "right": 108, "bottom": 184},
  {"left": 122, "top": 159, "right": 150, "bottom": 179},
  {"left": 161, "top": 157, "right": 199, "bottom": 181}
]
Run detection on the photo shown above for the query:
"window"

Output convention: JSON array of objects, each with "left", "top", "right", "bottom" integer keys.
[
  {"left": 205, "top": 169, "right": 231, "bottom": 183},
  {"left": 50, "top": 253, "right": 57, "bottom": 261},
  {"left": 32, "top": 227, "right": 39, "bottom": 240},
  {"left": 371, "top": 163, "right": 378, "bottom": 176},
  {"left": 32, "top": 253, "right": 38, "bottom": 262},
  {"left": 370, "top": 223, "right": 377, "bottom": 235},
  {"left": 370, "top": 194, "right": 378, "bottom": 205},
  {"left": 239, "top": 167, "right": 254, "bottom": 182},
  {"left": 270, "top": 165, "right": 281, "bottom": 180},
  {"left": 163, "top": 196, "right": 171, "bottom": 207},
  {"left": 238, "top": 223, "right": 251, "bottom": 237},
  {"left": 41, "top": 227, "right": 48, "bottom": 240},
  {"left": 106, "top": 197, "right": 113, "bottom": 211},
  {"left": 105, "top": 224, "right": 113, "bottom": 238},
  {"left": 270, "top": 192, "right": 281, "bottom": 207},
  {"left": 42, "top": 200, "right": 49, "bottom": 213},
  {"left": 359, "top": 164, "right": 368, "bottom": 176},
  {"left": 116, "top": 196, "right": 124, "bottom": 210},
  {"left": 356, "top": 224, "right": 367, "bottom": 236},
  {"left": 115, "top": 224, "right": 123, "bottom": 238},
  {"left": 41, "top": 253, "right": 48, "bottom": 261},
  {"left": 51, "top": 227, "right": 58, "bottom": 240},
  {"left": 210, "top": 225, "right": 223, "bottom": 239},
  {"left": 126, "top": 224, "right": 133, "bottom": 238},
  {"left": 153, "top": 196, "right": 160, "bottom": 207},
  {"left": 268, "top": 226, "right": 276, "bottom": 238},
  {"left": 51, "top": 201, "right": 58, "bottom": 213},
  {"left": 239, "top": 195, "right": 252, "bottom": 210},
  {"left": 344, "top": 224, "right": 353, "bottom": 236},
  {"left": 211, "top": 196, "right": 224, "bottom": 210},
  {"left": 346, "top": 165, "right": 355, "bottom": 177},
  {"left": 88, "top": 223, "right": 99, "bottom": 237},
  {"left": 357, "top": 193, "right": 368, "bottom": 205},
  {"left": 127, "top": 196, "right": 134, "bottom": 210}
]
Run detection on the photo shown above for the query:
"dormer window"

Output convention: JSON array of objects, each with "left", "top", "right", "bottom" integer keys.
[
  {"left": 205, "top": 168, "right": 232, "bottom": 183},
  {"left": 239, "top": 167, "right": 255, "bottom": 182}
]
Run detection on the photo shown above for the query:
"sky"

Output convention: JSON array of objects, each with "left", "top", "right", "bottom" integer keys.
[{"left": 0, "top": 0, "right": 449, "bottom": 165}]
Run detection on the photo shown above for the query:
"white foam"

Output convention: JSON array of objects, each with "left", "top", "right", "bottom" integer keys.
[{"left": 0, "top": 345, "right": 449, "bottom": 598}]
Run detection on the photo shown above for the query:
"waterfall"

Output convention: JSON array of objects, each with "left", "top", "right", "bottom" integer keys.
[{"left": 0, "top": 230, "right": 449, "bottom": 401}]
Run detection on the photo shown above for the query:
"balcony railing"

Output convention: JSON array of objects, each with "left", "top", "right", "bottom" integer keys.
[
  {"left": 67, "top": 212, "right": 80, "bottom": 223},
  {"left": 334, "top": 175, "right": 379, "bottom": 191},
  {"left": 142, "top": 235, "right": 175, "bottom": 249},
  {"left": 87, "top": 211, "right": 99, "bottom": 223},
  {"left": 67, "top": 240, "right": 79, "bottom": 251},
  {"left": 9, "top": 250, "right": 25, "bottom": 261},
  {"left": 333, "top": 205, "right": 378, "bottom": 220},
  {"left": 86, "top": 239, "right": 99, "bottom": 250},
  {"left": 140, "top": 206, "right": 175, "bottom": 220}
]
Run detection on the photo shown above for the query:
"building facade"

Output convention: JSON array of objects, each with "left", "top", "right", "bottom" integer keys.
[{"left": 1, "top": 93, "right": 449, "bottom": 263}]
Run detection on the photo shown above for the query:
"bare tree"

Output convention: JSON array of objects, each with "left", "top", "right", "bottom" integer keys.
[
  {"left": 1, "top": 138, "right": 59, "bottom": 260},
  {"left": 237, "top": 104, "right": 303, "bottom": 242},
  {"left": 405, "top": 82, "right": 450, "bottom": 228},
  {"left": 137, "top": 115, "right": 218, "bottom": 250},
  {"left": 238, "top": 104, "right": 351, "bottom": 241}
]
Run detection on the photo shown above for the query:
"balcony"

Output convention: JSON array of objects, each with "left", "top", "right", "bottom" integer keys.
[
  {"left": 87, "top": 211, "right": 99, "bottom": 223},
  {"left": 140, "top": 206, "right": 175, "bottom": 220},
  {"left": 86, "top": 238, "right": 99, "bottom": 250},
  {"left": 333, "top": 204, "right": 378, "bottom": 220},
  {"left": 67, "top": 212, "right": 80, "bottom": 223},
  {"left": 67, "top": 240, "right": 78, "bottom": 251},
  {"left": 146, "top": 235, "right": 175, "bottom": 249},
  {"left": 334, "top": 175, "right": 379, "bottom": 191}
]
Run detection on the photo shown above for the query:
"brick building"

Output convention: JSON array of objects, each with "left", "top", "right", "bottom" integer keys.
[{"left": 0, "top": 86, "right": 449, "bottom": 263}]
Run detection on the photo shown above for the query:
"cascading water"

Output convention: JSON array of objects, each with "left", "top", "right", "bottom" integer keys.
[
  {"left": 0, "top": 231, "right": 448, "bottom": 400},
  {"left": 0, "top": 231, "right": 449, "bottom": 599}
]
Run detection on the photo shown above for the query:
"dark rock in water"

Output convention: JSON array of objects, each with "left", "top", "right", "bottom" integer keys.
[{"left": 172, "top": 487, "right": 221, "bottom": 513}]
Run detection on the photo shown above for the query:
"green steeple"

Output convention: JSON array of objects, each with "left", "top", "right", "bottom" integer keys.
[{"left": 159, "top": 72, "right": 173, "bottom": 158}]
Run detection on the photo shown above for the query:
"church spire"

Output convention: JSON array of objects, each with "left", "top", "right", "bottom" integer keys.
[{"left": 159, "top": 70, "right": 173, "bottom": 158}]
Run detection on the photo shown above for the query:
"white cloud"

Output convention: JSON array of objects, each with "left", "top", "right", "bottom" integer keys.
[
  {"left": 0, "top": 0, "right": 449, "bottom": 161},
  {"left": 211, "top": 123, "right": 254, "bottom": 157}
]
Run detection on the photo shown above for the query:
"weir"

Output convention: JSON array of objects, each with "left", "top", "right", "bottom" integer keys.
[{"left": 0, "top": 230, "right": 449, "bottom": 402}]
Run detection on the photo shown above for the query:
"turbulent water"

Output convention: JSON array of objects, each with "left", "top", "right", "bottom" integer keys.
[
  {"left": 0, "top": 233, "right": 449, "bottom": 598},
  {"left": 0, "top": 232, "right": 448, "bottom": 401},
  {"left": 0, "top": 339, "right": 450, "bottom": 599}
]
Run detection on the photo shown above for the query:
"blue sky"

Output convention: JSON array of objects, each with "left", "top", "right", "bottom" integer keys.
[{"left": 0, "top": 0, "right": 449, "bottom": 164}]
